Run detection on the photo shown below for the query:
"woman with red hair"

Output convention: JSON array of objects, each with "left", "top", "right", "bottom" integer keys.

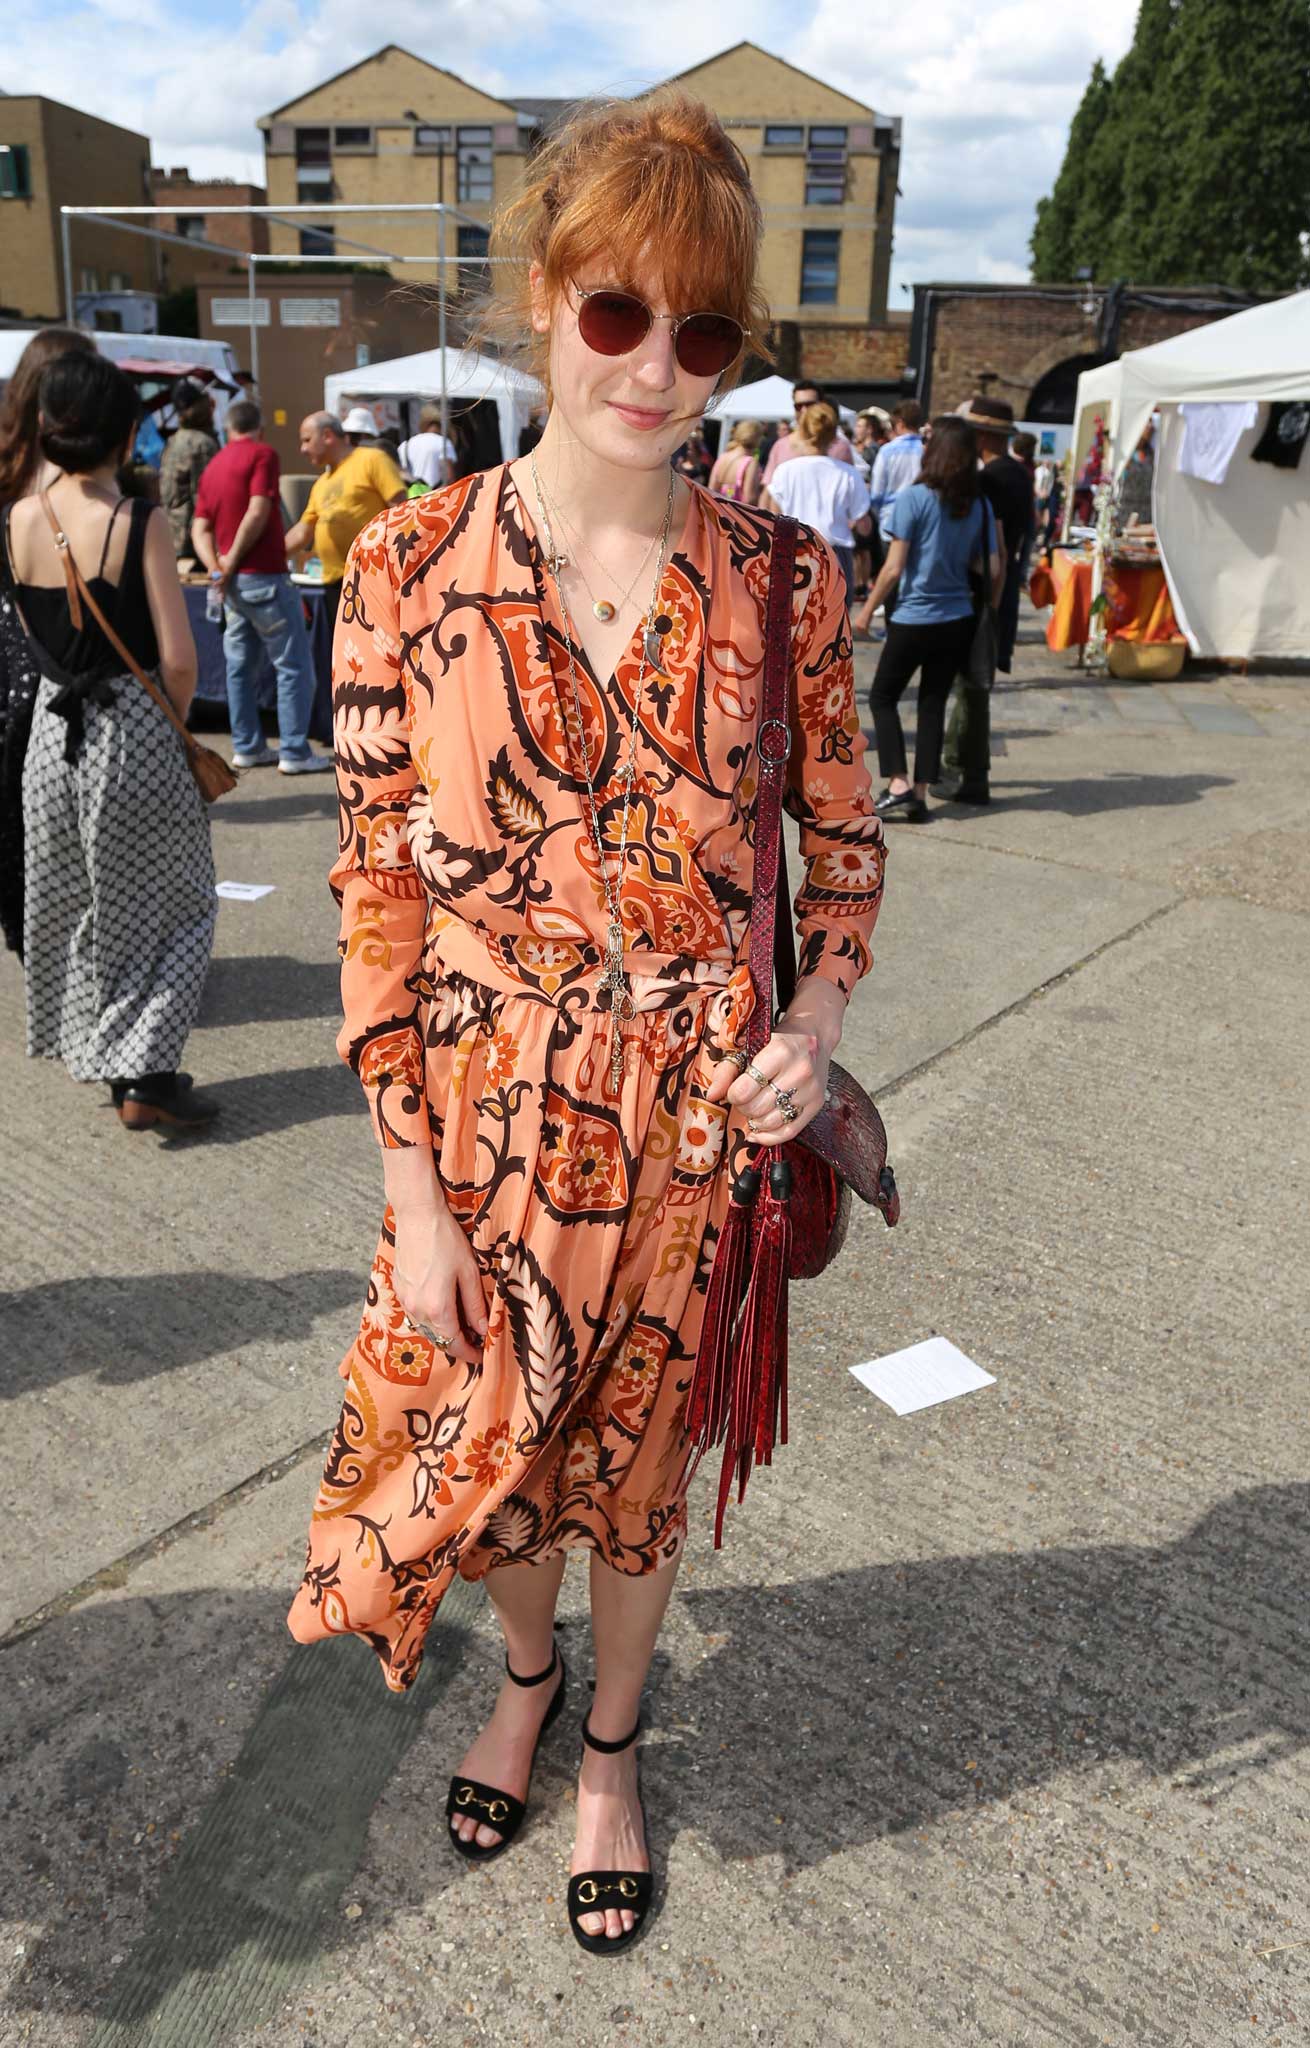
[{"left": 288, "top": 91, "right": 887, "bottom": 1951}]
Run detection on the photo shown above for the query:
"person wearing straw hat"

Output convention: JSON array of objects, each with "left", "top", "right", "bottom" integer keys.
[{"left": 285, "top": 412, "right": 407, "bottom": 637}]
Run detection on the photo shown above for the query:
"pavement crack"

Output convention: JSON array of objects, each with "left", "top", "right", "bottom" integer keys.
[
  {"left": 878, "top": 897, "right": 1184, "bottom": 1103},
  {"left": 0, "top": 1430, "right": 332, "bottom": 1655}
]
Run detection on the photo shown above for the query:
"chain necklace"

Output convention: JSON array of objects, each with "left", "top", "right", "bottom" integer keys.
[
  {"left": 533, "top": 479, "right": 660, "bottom": 624},
  {"left": 529, "top": 453, "right": 676, "bottom": 1086}
]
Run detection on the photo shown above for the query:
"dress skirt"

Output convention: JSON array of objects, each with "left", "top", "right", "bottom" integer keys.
[
  {"left": 22, "top": 675, "right": 216, "bottom": 1081},
  {"left": 287, "top": 957, "right": 740, "bottom": 1694}
]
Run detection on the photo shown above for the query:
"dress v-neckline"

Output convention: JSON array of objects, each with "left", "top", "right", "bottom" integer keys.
[{"left": 504, "top": 465, "right": 699, "bottom": 696}]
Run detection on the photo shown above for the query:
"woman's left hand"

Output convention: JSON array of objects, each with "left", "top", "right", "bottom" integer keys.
[{"left": 705, "top": 1020, "right": 832, "bottom": 1146}]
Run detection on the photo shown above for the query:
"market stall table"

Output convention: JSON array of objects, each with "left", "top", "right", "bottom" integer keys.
[
  {"left": 1030, "top": 548, "right": 1184, "bottom": 653},
  {"left": 184, "top": 580, "right": 334, "bottom": 743}
]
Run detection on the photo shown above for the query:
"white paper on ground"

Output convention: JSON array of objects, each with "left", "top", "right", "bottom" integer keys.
[
  {"left": 216, "top": 881, "right": 276, "bottom": 901},
  {"left": 850, "top": 1336, "right": 996, "bottom": 1416}
]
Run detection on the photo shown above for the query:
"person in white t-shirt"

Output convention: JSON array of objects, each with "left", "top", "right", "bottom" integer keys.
[
  {"left": 762, "top": 402, "right": 872, "bottom": 604},
  {"left": 397, "top": 403, "right": 456, "bottom": 490}
]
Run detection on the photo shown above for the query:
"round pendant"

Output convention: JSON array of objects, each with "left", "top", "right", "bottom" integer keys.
[{"left": 593, "top": 599, "right": 616, "bottom": 623}]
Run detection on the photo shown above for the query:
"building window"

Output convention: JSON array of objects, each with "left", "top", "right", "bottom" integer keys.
[
  {"left": 806, "top": 125, "right": 848, "bottom": 205},
  {"left": 78, "top": 267, "right": 99, "bottom": 293},
  {"left": 414, "top": 124, "right": 452, "bottom": 153},
  {"left": 175, "top": 214, "right": 206, "bottom": 240},
  {"left": 457, "top": 223, "right": 490, "bottom": 296},
  {"left": 107, "top": 271, "right": 130, "bottom": 291},
  {"left": 456, "top": 128, "right": 494, "bottom": 204},
  {"left": 0, "top": 143, "right": 32, "bottom": 198},
  {"left": 333, "top": 125, "right": 374, "bottom": 152},
  {"left": 299, "top": 225, "right": 335, "bottom": 257},
  {"left": 764, "top": 125, "right": 804, "bottom": 149},
  {"left": 295, "top": 127, "right": 331, "bottom": 165},
  {"left": 800, "top": 230, "right": 840, "bottom": 305}
]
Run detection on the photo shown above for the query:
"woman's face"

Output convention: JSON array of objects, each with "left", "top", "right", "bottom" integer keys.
[{"left": 533, "top": 260, "right": 725, "bottom": 473}]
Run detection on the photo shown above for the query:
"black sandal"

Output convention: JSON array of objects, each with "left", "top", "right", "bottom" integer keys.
[
  {"left": 445, "top": 1643, "right": 566, "bottom": 1863},
  {"left": 567, "top": 1711, "right": 653, "bottom": 1956}
]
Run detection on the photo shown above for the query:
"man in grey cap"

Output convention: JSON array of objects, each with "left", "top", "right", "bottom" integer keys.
[{"left": 284, "top": 412, "right": 406, "bottom": 636}]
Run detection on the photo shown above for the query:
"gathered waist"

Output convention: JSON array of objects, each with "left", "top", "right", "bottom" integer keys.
[{"left": 426, "top": 914, "right": 754, "bottom": 1043}]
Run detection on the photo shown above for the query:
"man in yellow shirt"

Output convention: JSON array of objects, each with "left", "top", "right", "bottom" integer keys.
[{"left": 285, "top": 412, "right": 407, "bottom": 632}]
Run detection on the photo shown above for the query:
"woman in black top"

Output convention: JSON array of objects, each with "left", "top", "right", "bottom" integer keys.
[{"left": 0, "top": 354, "right": 218, "bottom": 1130}]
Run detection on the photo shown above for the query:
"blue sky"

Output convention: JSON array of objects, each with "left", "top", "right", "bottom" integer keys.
[{"left": 6, "top": 0, "right": 1142, "bottom": 300}]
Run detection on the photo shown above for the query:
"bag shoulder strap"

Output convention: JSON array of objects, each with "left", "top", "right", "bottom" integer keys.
[
  {"left": 744, "top": 514, "right": 798, "bottom": 1057},
  {"left": 37, "top": 494, "right": 197, "bottom": 760}
]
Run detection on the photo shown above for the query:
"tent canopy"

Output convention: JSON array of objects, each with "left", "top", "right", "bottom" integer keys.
[
  {"left": 324, "top": 347, "right": 541, "bottom": 465},
  {"left": 1072, "top": 293, "right": 1310, "bottom": 660},
  {"left": 1074, "top": 291, "right": 1310, "bottom": 470},
  {"left": 712, "top": 373, "right": 856, "bottom": 429}
]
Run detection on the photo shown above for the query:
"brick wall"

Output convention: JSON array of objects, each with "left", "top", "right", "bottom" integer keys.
[{"left": 801, "top": 320, "right": 908, "bottom": 384}]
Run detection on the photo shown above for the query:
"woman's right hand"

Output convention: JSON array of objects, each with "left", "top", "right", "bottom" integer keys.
[{"left": 391, "top": 1199, "right": 487, "bottom": 1368}]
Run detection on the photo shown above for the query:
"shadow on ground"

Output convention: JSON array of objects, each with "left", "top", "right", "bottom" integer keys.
[
  {"left": 0, "top": 1266, "right": 361, "bottom": 1395},
  {"left": 949, "top": 769, "right": 1235, "bottom": 818},
  {"left": 195, "top": 957, "right": 341, "bottom": 1030},
  {"left": 2, "top": 1483, "right": 1303, "bottom": 2035}
]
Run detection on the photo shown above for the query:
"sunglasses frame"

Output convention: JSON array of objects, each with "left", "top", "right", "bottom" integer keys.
[{"left": 570, "top": 285, "right": 748, "bottom": 379}]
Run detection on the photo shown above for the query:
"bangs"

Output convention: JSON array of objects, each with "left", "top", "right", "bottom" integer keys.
[{"left": 544, "top": 144, "right": 762, "bottom": 331}]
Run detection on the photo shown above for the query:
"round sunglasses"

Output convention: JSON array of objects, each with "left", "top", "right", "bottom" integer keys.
[{"left": 572, "top": 286, "right": 746, "bottom": 379}]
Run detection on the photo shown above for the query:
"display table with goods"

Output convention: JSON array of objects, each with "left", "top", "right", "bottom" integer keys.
[
  {"left": 1029, "top": 525, "right": 1186, "bottom": 677},
  {"left": 182, "top": 579, "right": 334, "bottom": 741}
]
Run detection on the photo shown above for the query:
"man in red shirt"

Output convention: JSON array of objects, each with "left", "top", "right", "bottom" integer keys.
[{"left": 191, "top": 402, "right": 331, "bottom": 773}]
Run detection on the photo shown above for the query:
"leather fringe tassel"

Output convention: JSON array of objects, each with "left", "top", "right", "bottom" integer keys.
[
  {"left": 687, "top": 1152, "right": 794, "bottom": 1548},
  {"left": 686, "top": 1161, "right": 759, "bottom": 1460}
]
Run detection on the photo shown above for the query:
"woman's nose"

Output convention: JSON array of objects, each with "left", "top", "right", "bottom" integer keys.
[{"left": 629, "top": 318, "right": 677, "bottom": 391}]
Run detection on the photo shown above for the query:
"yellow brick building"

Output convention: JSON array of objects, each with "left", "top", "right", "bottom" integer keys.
[
  {"left": 0, "top": 96, "right": 156, "bottom": 322},
  {"left": 256, "top": 42, "right": 902, "bottom": 370}
]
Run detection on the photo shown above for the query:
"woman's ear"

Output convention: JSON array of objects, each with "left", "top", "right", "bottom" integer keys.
[{"left": 528, "top": 263, "right": 550, "bottom": 337}]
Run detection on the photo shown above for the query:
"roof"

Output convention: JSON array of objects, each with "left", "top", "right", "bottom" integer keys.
[
  {"left": 659, "top": 40, "right": 878, "bottom": 122},
  {"left": 258, "top": 45, "right": 516, "bottom": 125}
]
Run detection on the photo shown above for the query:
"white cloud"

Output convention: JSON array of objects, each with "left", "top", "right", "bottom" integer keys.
[{"left": 5, "top": 0, "right": 1142, "bottom": 296}]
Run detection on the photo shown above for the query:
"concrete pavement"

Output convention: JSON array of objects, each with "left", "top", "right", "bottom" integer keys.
[{"left": 2, "top": 616, "right": 1308, "bottom": 2047}]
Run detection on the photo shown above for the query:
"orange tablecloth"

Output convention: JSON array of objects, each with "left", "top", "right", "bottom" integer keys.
[{"left": 1029, "top": 552, "right": 1183, "bottom": 652}]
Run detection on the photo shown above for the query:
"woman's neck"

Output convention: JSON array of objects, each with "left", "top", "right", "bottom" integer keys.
[
  {"left": 529, "top": 412, "right": 676, "bottom": 537},
  {"left": 51, "top": 462, "right": 121, "bottom": 498}
]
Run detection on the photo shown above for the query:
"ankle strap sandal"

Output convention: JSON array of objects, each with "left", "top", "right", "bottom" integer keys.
[
  {"left": 566, "top": 1711, "right": 654, "bottom": 1955},
  {"left": 445, "top": 1643, "right": 566, "bottom": 1864}
]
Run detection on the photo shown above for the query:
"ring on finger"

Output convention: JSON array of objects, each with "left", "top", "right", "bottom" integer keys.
[
  {"left": 769, "top": 1080, "right": 798, "bottom": 1118},
  {"left": 745, "top": 1061, "right": 770, "bottom": 1090},
  {"left": 724, "top": 1047, "right": 750, "bottom": 1073}
]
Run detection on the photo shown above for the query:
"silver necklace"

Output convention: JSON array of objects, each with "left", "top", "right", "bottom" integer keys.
[{"left": 529, "top": 454, "right": 676, "bottom": 1086}]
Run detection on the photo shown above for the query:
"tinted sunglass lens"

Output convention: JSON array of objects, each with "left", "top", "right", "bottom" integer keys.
[
  {"left": 676, "top": 314, "right": 744, "bottom": 377},
  {"left": 578, "top": 292, "right": 651, "bottom": 356}
]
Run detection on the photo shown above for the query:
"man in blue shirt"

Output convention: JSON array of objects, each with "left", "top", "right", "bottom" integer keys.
[{"left": 869, "top": 400, "right": 925, "bottom": 537}]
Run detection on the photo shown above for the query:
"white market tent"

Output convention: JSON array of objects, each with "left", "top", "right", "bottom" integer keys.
[
  {"left": 1072, "top": 293, "right": 1310, "bottom": 659},
  {"left": 324, "top": 347, "right": 542, "bottom": 467},
  {"left": 712, "top": 373, "right": 857, "bottom": 430}
]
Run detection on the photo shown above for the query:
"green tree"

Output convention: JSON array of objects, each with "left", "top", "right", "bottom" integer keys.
[
  {"left": 1031, "top": 0, "right": 1310, "bottom": 289},
  {"left": 1030, "top": 59, "right": 1114, "bottom": 281},
  {"left": 1151, "top": 0, "right": 1310, "bottom": 289}
]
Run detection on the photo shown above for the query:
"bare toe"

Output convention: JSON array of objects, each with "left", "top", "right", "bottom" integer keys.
[
  {"left": 581, "top": 1910, "right": 605, "bottom": 1936},
  {"left": 475, "top": 1824, "right": 502, "bottom": 1850}
]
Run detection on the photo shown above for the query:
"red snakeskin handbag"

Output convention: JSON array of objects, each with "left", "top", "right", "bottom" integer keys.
[{"left": 687, "top": 515, "right": 900, "bottom": 1545}]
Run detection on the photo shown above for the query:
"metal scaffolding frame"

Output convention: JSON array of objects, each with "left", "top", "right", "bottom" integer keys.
[{"left": 59, "top": 199, "right": 506, "bottom": 440}]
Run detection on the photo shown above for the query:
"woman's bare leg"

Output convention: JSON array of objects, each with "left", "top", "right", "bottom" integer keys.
[
  {"left": 451, "top": 1552, "right": 567, "bottom": 1849},
  {"left": 572, "top": 1549, "right": 681, "bottom": 1940}
]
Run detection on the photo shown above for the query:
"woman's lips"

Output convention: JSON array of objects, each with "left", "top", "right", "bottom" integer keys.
[{"left": 609, "top": 403, "right": 672, "bottom": 431}]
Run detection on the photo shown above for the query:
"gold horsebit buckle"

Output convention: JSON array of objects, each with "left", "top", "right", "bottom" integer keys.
[
  {"left": 454, "top": 1785, "right": 511, "bottom": 1823},
  {"left": 575, "top": 1876, "right": 640, "bottom": 1904}
]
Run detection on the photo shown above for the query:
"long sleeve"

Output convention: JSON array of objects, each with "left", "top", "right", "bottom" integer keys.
[
  {"left": 784, "top": 531, "right": 886, "bottom": 999},
  {"left": 329, "top": 510, "right": 431, "bottom": 1149}
]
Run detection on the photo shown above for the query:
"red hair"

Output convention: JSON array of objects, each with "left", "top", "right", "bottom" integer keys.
[{"left": 479, "top": 91, "right": 772, "bottom": 391}]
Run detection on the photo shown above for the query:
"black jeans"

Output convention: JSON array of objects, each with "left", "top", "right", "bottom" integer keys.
[{"left": 870, "top": 615, "right": 976, "bottom": 785}]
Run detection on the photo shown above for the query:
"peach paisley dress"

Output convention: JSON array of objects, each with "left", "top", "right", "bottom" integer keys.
[{"left": 287, "top": 465, "right": 886, "bottom": 1692}]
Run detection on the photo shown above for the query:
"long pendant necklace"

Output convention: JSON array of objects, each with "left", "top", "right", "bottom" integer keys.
[{"left": 529, "top": 455, "right": 676, "bottom": 1087}]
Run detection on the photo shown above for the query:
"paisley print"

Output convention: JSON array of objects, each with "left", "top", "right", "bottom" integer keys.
[{"left": 287, "top": 466, "right": 886, "bottom": 1692}]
